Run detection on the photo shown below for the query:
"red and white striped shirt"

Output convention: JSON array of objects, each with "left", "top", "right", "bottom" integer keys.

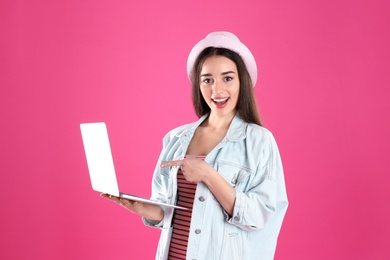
[{"left": 167, "top": 156, "right": 205, "bottom": 259}]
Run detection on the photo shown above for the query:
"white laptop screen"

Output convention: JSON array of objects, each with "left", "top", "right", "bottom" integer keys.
[{"left": 80, "top": 122, "right": 120, "bottom": 196}]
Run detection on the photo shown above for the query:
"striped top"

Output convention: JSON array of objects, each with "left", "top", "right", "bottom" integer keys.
[{"left": 167, "top": 156, "right": 205, "bottom": 260}]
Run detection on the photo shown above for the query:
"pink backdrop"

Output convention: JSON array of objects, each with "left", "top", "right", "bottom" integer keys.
[{"left": 1, "top": 0, "right": 389, "bottom": 259}]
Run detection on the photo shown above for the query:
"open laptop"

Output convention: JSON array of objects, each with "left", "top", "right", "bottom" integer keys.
[{"left": 80, "top": 122, "right": 187, "bottom": 210}]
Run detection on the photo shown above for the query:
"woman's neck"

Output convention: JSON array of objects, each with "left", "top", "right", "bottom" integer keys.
[{"left": 202, "top": 112, "right": 235, "bottom": 131}]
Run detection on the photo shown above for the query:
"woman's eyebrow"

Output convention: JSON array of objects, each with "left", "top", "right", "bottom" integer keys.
[
  {"left": 201, "top": 71, "right": 236, "bottom": 77},
  {"left": 221, "top": 71, "right": 236, "bottom": 75}
]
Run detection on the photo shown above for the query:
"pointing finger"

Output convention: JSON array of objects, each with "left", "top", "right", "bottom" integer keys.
[{"left": 160, "top": 160, "right": 183, "bottom": 168}]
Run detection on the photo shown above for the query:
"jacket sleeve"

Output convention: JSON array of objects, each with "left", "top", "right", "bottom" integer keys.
[
  {"left": 142, "top": 131, "right": 174, "bottom": 229},
  {"left": 142, "top": 125, "right": 187, "bottom": 229},
  {"left": 224, "top": 129, "right": 288, "bottom": 231}
]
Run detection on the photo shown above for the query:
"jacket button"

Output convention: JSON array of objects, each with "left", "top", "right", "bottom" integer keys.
[
  {"left": 234, "top": 215, "right": 240, "bottom": 221},
  {"left": 231, "top": 178, "right": 237, "bottom": 184},
  {"left": 195, "top": 229, "right": 201, "bottom": 234},
  {"left": 198, "top": 196, "right": 205, "bottom": 202}
]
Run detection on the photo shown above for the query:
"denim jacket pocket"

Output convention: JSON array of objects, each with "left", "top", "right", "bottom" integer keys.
[{"left": 217, "top": 164, "right": 251, "bottom": 192}]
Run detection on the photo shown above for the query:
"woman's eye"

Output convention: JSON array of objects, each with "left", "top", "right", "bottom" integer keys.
[
  {"left": 203, "top": 78, "right": 212, "bottom": 84},
  {"left": 225, "top": 76, "right": 233, "bottom": 82}
]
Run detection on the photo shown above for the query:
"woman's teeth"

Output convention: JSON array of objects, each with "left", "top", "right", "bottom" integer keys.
[{"left": 213, "top": 97, "right": 229, "bottom": 103}]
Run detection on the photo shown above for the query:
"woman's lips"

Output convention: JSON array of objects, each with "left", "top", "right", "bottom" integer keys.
[{"left": 212, "top": 97, "right": 230, "bottom": 108}]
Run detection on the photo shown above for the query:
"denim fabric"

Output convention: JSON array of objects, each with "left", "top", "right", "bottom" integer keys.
[{"left": 143, "top": 114, "right": 288, "bottom": 260}]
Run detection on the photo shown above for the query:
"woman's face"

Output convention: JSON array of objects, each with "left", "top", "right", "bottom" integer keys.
[{"left": 199, "top": 55, "right": 240, "bottom": 119}]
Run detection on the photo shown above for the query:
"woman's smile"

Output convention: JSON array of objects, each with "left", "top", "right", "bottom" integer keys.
[{"left": 212, "top": 96, "right": 230, "bottom": 107}]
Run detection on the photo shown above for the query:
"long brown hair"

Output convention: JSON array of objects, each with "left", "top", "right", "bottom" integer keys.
[{"left": 190, "top": 47, "right": 263, "bottom": 126}]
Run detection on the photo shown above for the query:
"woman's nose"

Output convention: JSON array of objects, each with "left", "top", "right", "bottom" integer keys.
[{"left": 212, "top": 80, "right": 224, "bottom": 94}]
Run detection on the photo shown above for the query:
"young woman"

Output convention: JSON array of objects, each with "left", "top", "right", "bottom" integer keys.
[{"left": 102, "top": 32, "right": 288, "bottom": 260}]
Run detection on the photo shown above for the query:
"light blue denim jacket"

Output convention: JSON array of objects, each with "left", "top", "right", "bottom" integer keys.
[{"left": 143, "top": 114, "right": 288, "bottom": 260}]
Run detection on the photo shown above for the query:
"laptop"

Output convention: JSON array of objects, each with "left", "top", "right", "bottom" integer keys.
[{"left": 80, "top": 122, "right": 187, "bottom": 210}]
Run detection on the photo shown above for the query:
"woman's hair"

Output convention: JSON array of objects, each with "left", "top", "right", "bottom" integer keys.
[{"left": 190, "top": 47, "right": 263, "bottom": 126}]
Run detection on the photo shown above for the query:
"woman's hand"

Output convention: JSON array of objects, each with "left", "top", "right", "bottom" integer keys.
[
  {"left": 161, "top": 158, "right": 236, "bottom": 215},
  {"left": 161, "top": 157, "right": 213, "bottom": 183},
  {"left": 101, "top": 193, "right": 143, "bottom": 213},
  {"left": 100, "top": 193, "right": 164, "bottom": 221}
]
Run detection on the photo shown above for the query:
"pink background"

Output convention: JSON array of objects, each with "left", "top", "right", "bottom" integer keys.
[{"left": 1, "top": 0, "right": 389, "bottom": 259}]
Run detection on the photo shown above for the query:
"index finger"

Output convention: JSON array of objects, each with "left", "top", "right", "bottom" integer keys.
[{"left": 160, "top": 160, "right": 183, "bottom": 168}]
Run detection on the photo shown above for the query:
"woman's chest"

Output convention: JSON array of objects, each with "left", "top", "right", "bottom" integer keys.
[{"left": 186, "top": 127, "right": 227, "bottom": 156}]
